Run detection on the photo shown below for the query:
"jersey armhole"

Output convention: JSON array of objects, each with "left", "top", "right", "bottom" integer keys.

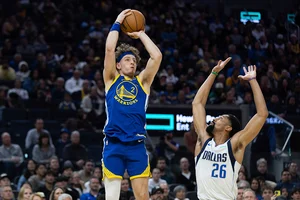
[
  {"left": 105, "top": 74, "right": 120, "bottom": 92},
  {"left": 136, "top": 76, "right": 149, "bottom": 95},
  {"left": 195, "top": 137, "right": 212, "bottom": 165},
  {"left": 227, "top": 140, "right": 236, "bottom": 171}
]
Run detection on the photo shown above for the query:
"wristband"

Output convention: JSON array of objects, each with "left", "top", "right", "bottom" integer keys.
[
  {"left": 110, "top": 22, "right": 121, "bottom": 32},
  {"left": 211, "top": 71, "right": 218, "bottom": 76},
  {"left": 248, "top": 77, "right": 256, "bottom": 81}
]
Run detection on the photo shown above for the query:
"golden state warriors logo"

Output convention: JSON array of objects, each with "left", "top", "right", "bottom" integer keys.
[{"left": 114, "top": 81, "right": 138, "bottom": 105}]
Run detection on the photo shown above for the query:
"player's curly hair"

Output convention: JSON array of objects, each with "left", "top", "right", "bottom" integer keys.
[{"left": 115, "top": 43, "right": 141, "bottom": 64}]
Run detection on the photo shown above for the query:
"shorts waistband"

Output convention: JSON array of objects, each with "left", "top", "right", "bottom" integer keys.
[{"left": 107, "top": 137, "right": 144, "bottom": 145}]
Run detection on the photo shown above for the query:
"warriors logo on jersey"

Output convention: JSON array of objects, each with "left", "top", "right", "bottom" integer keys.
[{"left": 114, "top": 80, "right": 138, "bottom": 105}]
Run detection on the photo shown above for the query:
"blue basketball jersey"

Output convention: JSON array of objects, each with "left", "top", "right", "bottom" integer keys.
[{"left": 103, "top": 75, "right": 149, "bottom": 142}]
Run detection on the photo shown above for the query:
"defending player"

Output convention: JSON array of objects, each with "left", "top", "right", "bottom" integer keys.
[
  {"left": 102, "top": 9, "right": 162, "bottom": 200},
  {"left": 192, "top": 58, "right": 268, "bottom": 200}
]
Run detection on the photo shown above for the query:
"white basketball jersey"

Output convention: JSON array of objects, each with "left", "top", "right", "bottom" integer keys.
[{"left": 195, "top": 138, "right": 241, "bottom": 200}]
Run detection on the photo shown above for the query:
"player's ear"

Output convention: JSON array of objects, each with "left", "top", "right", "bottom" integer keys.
[
  {"left": 116, "top": 62, "right": 121, "bottom": 70},
  {"left": 225, "top": 125, "right": 232, "bottom": 133}
]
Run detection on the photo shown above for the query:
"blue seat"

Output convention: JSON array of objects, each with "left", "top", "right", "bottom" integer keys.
[
  {"left": 28, "top": 108, "right": 51, "bottom": 120},
  {"left": 2, "top": 108, "right": 27, "bottom": 123}
]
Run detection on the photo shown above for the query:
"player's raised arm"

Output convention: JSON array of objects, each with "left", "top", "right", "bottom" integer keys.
[
  {"left": 233, "top": 65, "right": 268, "bottom": 148},
  {"left": 104, "top": 9, "right": 132, "bottom": 88},
  {"left": 192, "top": 57, "right": 232, "bottom": 142},
  {"left": 128, "top": 31, "right": 162, "bottom": 92}
]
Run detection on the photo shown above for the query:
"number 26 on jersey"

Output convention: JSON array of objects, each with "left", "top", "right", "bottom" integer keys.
[{"left": 211, "top": 163, "right": 227, "bottom": 178}]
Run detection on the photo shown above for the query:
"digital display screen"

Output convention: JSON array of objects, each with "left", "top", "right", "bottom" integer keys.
[
  {"left": 145, "top": 105, "right": 242, "bottom": 136},
  {"left": 240, "top": 11, "right": 261, "bottom": 24}
]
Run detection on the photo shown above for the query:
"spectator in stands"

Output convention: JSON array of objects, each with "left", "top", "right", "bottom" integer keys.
[
  {"left": 52, "top": 78, "right": 66, "bottom": 101},
  {"left": 250, "top": 178, "right": 262, "bottom": 200},
  {"left": 18, "top": 185, "right": 33, "bottom": 200},
  {"left": 16, "top": 37, "right": 36, "bottom": 57},
  {"left": 37, "top": 170, "right": 55, "bottom": 199},
  {"left": 58, "top": 93, "right": 76, "bottom": 111},
  {"left": 119, "top": 178, "right": 134, "bottom": 200},
  {"left": 80, "top": 177, "right": 100, "bottom": 200},
  {"left": 7, "top": 79, "right": 29, "bottom": 100},
  {"left": 16, "top": 61, "right": 31, "bottom": 82},
  {"left": 49, "top": 157, "right": 60, "bottom": 177},
  {"left": 0, "top": 60, "right": 16, "bottom": 81},
  {"left": 291, "top": 188, "right": 300, "bottom": 200},
  {"left": 0, "top": 174, "right": 13, "bottom": 190},
  {"left": 148, "top": 168, "right": 167, "bottom": 193},
  {"left": 62, "top": 131, "right": 88, "bottom": 170},
  {"left": 173, "top": 185, "right": 189, "bottom": 200},
  {"left": 58, "top": 193, "right": 72, "bottom": 200},
  {"left": 156, "top": 157, "right": 175, "bottom": 184},
  {"left": 288, "top": 162, "right": 300, "bottom": 184},
  {"left": 275, "top": 169, "right": 295, "bottom": 193},
  {"left": 237, "top": 187, "right": 244, "bottom": 200},
  {"left": 17, "top": 159, "right": 37, "bottom": 190},
  {"left": 156, "top": 131, "right": 179, "bottom": 165},
  {"left": 280, "top": 187, "right": 289, "bottom": 199},
  {"left": 80, "top": 86, "right": 105, "bottom": 128},
  {"left": 83, "top": 167, "right": 102, "bottom": 194},
  {"left": 27, "top": 163, "right": 46, "bottom": 192},
  {"left": 69, "top": 172, "right": 85, "bottom": 196},
  {"left": 65, "top": 70, "right": 84, "bottom": 95},
  {"left": 49, "top": 187, "right": 64, "bottom": 200},
  {"left": 150, "top": 186, "right": 164, "bottom": 200},
  {"left": 0, "top": 132, "right": 24, "bottom": 178},
  {"left": 0, "top": 185, "right": 14, "bottom": 200},
  {"left": 54, "top": 176, "right": 79, "bottom": 200},
  {"left": 176, "top": 157, "right": 196, "bottom": 191},
  {"left": 252, "top": 158, "right": 276, "bottom": 182},
  {"left": 1, "top": 39, "right": 16, "bottom": 57},
  {"left": 242, "top": 188, "right": 256, "bottom": 200},
  {"left": 25, "top": 119, "right": 53, "bottom": 150},
  {"left": 183, "top": 122, "right": 197, "bottom": 154},
  {"left": 32, "top": 133, "right": 56, "bottom": 164},
  {"left": 262, "top": 185, "right": 275, "bottom": 200},
  {"left": 159, "top": 182, "right": 174, "bottom": 200},
  {"left": 61, "top": 161, "right": 74, "bottom": 178},
  {"left": 78, "top": 160, "right": 94, "bottom": 183},
  {"left": 55, "top": 128, "right": 70, "bottom": 161}
]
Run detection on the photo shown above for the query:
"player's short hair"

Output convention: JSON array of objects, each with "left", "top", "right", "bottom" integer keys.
[
  {"left": 227, "top": 114, "right": 241, "bottom": 137},
  {"left": 115, "top": 43, "right": 141, "bottom": 64}
]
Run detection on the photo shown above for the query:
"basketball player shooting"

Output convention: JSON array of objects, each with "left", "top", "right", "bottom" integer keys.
[
  {"left": 192, "top": 58, "right": 268, "bottom": 200},
  {"left": 103, "top": 9, "right": 162, "bottom": 200}
]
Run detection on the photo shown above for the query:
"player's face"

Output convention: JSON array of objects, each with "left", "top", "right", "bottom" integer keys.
[
  {"left": 206, "top": 115, "right": 231, "bottom": 136},
  {"left": 118, "top": 55, "right": 137, "bottom": 77}
]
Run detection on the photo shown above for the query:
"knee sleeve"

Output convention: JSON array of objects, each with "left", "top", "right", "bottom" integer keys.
[{"left": 104, "top": 177, "right": 121, "bottom": 200}]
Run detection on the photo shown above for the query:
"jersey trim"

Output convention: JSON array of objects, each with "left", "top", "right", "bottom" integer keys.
[
  {"left": 195, "top": 137, "right": 212, "bottom": 165},
  {"left": 105, "top": 74, "right": 120, "bottom": 92},
  {"left": 227, "top": 140, "right": 236, "bottom": 172},
  {"left": 136, "top": 76, "right": 149, "bottom": 95}
]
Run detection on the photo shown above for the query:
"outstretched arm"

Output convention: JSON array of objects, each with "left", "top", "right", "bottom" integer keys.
[
  {"left": 192, "top": 58, "right": 232, "bottom": 143},
  {"left": 128, "top": 31, "right": 162, "bottom": 93},
  {"left": 233, "top": 65, "right": 268, "bottom": 149},
  {"left": 103, "top": 9, "right": 132, "bottom": 89}
]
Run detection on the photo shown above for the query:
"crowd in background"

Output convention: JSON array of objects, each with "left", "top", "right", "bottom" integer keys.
[{"left": 0, "top": 0, "right": 300, "bottom": 199}]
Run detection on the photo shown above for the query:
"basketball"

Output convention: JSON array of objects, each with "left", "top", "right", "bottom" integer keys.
[{"left": 121, "top": 10, "right": 145, "bottom": 33}]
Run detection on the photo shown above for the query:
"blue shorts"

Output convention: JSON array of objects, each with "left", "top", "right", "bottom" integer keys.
[{"left": 102, "top": 137, "right": 150, "bottom": 180}]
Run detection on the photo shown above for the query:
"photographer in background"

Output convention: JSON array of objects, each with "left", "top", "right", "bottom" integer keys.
[{"left": 155, "top": 131, "right": 179, "bottom": 165}]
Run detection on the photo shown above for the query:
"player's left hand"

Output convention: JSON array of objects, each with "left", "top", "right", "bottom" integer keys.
[
  {"left": 238, "top": 65, "right": 257, "bottom": 81},
  {"left": 127, "top": 30, "right": 144, "bottom": 39},
  {"left": 212, "top": 57, "right": 232, "bottom": 73}
]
